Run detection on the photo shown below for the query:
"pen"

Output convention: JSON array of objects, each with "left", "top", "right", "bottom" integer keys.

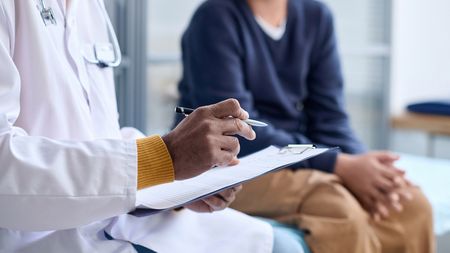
[{"left": 175, "top": 106, "right": 268, "bottom": 127}]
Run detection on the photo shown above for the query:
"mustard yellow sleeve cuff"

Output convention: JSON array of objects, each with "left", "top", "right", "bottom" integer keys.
[{"left": 136, "top": 135, "right": 175, "bottom": 190}]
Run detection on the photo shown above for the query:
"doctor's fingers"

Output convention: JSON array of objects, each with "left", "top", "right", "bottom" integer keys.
[
  {"left": 220, "top": 117, "right": 256, "bottom": 140},
  {"left": 184, "top": 200, "right": 214, "bottom": 213},
  {"left": 207, "top": 136, "right": 241, "bottom": 167},
  {"left": 210, "top": 99, "right": 249, "bottom": 120},
  {"left": 203, "top": 195, "right": 230, "bottom": 211},
  {"left": 218, "top": 136, "right": 240, "bottom": 155},
  {"left": 214, "top": 151, "right": 239, "bottom": 167},
  {"left": 217, "top": 186, "right": 241, "bottom": 203}
]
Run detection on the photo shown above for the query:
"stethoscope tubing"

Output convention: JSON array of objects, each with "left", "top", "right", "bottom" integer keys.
[
  {"left": 80, "top": 0, "right": 122, "bottom": 68},
  {"left": 39, "top": 0, "right": 122, "bottom": 68}
]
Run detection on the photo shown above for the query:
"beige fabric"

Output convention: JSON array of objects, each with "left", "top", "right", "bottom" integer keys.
[{"left": 231, "top": 169, "right": 435, "bottom": 253}]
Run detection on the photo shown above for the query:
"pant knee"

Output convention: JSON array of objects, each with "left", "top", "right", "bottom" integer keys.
[
  {"left": 301, "top": 182, "right": 371, "bottom": 235},
  {"left": 302, "top": 181, "right": 366, "bottom": 219},
  {"left": 401, "top": 187, "right": 433, "bottom": 226},
  {"left": 409, "top": 187, "right": 432, "bottom": 212}
]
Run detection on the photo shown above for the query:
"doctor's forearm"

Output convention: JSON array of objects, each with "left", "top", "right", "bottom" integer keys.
[{"left": 136, "top": 135, "right": 175, "bottom": 190}]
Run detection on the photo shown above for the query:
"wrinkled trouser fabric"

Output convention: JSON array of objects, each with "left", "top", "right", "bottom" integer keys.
[{"left": 231, "top": 169, "right": 435, "bottom": 253}]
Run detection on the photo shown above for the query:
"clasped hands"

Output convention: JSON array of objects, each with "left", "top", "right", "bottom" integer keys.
[
  {"left": 162, "top": 99, "right": 255, "bottom": 213},
  {"left": 335, "top": 152, "right": 414, "bottom": 221}
]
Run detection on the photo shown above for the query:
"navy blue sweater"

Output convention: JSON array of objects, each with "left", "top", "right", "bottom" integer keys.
[{"left": 176, "top": 0, "right": 366, "bottom": 173}]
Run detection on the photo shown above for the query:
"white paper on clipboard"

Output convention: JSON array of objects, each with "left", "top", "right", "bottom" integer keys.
[{"left": 133, "top": 145, "right": 333, "bottom": 216}]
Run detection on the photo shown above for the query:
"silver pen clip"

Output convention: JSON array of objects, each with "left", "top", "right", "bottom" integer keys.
[{"left": 279, "top": 144, "right": 316, "bottom": 154}]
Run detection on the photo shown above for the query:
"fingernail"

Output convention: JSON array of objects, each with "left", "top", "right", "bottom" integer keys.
[
  {"left": 242, "top": 109, "right": 249, "bottom": 119},
  {"left": 394, "top": 177, "right": 403, "bottom": 185},
  {"left": 405, "top": 192, "right": 414, "bottom": 200},
  {"left": 393, "top": 202, "right": 403, "bottom": 212},
  {"left": 390, "top": 193, "right": 399, "bottom": 202}
]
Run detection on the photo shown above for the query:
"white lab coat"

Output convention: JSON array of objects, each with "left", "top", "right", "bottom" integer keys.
[{"left": 0, "top": 0, "right": 273, "bottom": 252}]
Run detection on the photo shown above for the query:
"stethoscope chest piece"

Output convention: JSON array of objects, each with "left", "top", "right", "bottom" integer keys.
[{"left": 94, "top": 43, "right": 116, "bottom": 67}]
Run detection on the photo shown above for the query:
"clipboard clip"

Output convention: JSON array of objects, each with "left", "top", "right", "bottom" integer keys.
[{"left": 279, "top": 144, "right": 316, "bottom": 154}]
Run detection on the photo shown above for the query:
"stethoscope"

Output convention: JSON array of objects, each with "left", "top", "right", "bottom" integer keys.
[{"left": 38, "top": 0, "right": 122, "bottom": 68}]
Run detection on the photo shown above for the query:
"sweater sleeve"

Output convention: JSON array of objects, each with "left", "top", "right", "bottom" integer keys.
[
  {"left": 178, "top": 2, "right": 338, "bottom": 173},
  {"left": 136, "top": 135, "right": 174, "bottom": 189},
  {"left": 304, "top": 2, "right": 366, "bottom": 155},
  {"left": 121, "top": 128, "right": 175, "bottom": 189}
]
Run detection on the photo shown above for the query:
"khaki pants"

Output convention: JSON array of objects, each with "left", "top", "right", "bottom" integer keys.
[{"left": 230, "top": 170, "right": 435, "bottom": 253}]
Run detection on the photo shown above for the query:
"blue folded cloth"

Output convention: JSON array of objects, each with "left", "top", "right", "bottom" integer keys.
[
  {"left": 407, "top": 100, "right": 450, "bottom": 116},
  {"left": 257, "top": 217, "right": 311, "bottom": 253}
]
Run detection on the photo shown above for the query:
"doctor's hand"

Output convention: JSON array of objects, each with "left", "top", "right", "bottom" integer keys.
[
  {"left": 184, "top": 185, "right": 243, "bottom": 213},
  {"left": 162, "top": 99, "right": 256, "bottom": 180},
  {"left": 334, "top": 152, "right": 413, "bottom": 220}
]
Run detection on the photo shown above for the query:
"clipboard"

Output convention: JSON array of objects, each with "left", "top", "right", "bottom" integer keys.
[{"left": 131, "top": 145, "right": 336, "bottom": 216}]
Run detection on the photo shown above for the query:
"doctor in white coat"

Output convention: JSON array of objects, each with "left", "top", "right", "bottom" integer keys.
[{"left": 0, "top": 0, "right": 275, "bottom": 252}]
